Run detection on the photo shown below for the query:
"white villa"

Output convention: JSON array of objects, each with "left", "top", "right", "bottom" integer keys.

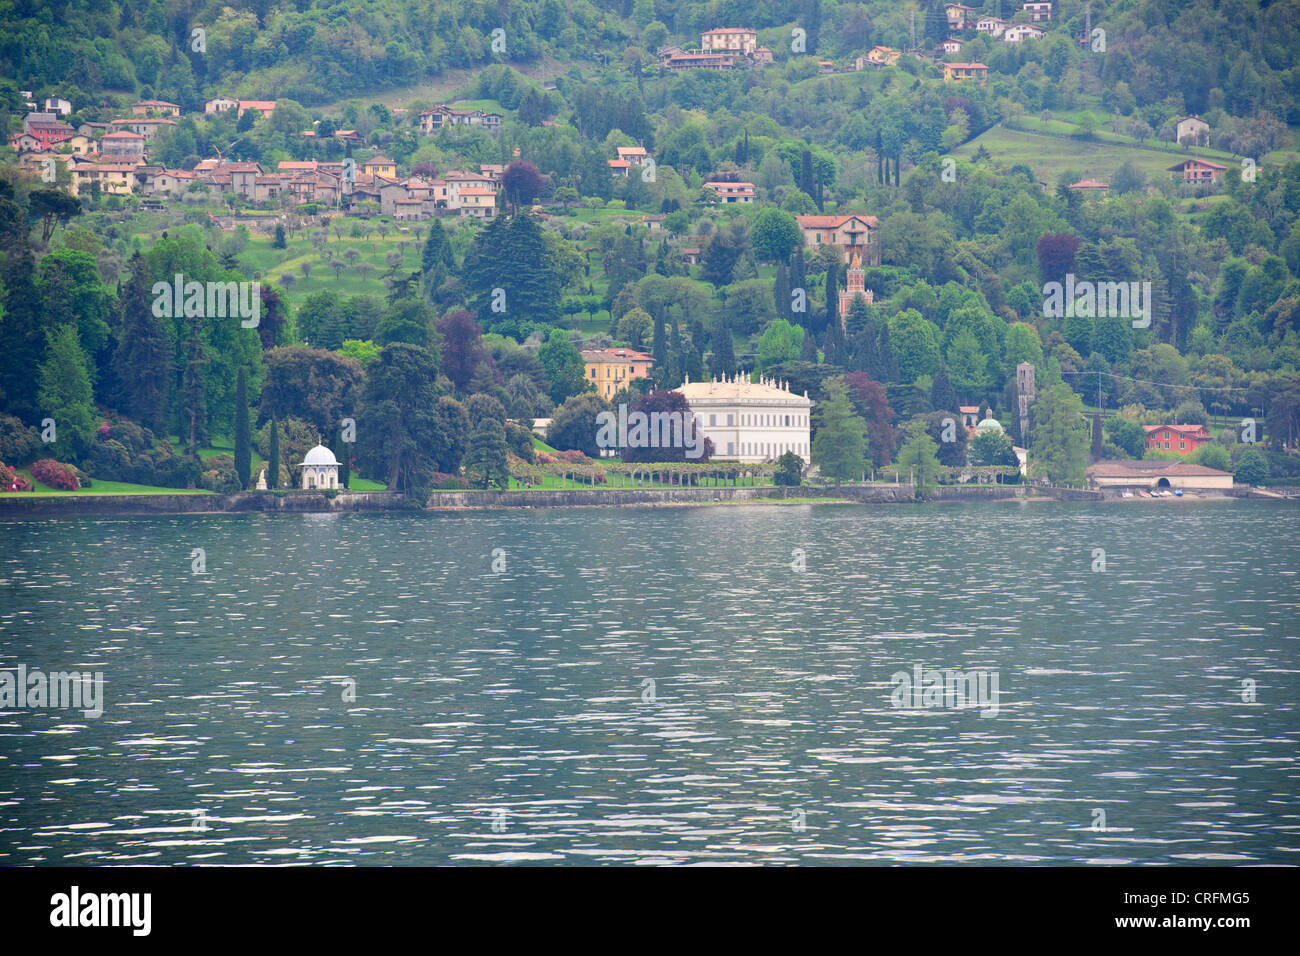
[
  {"left": 677, "top": 374, "right": 814, "bottom": 464},
  {"left": 300, "top": 444, "right": 340, "bottom": 489}
]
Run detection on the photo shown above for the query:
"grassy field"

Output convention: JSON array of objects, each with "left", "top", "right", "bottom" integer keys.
[
  {"left": 10, "top": 470, "right": 213, "bottom": 496},
  {"left": 954, "top": 124, "right": 1244, "bottom": 184}
]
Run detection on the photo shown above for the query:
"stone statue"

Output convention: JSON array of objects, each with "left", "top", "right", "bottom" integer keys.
[{"left": 255, "top": 468, "right": 267, "bottom": 491}]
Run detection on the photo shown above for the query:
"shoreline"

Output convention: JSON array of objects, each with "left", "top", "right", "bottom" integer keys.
[{"left": 0, "top": 485, "right": 1279, "bottom": 517}]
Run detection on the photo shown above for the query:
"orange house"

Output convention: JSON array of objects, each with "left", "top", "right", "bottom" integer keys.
[
  {"left": 1144, "top": 423, "right": 1212, "bottom": 455},
  {"left": 581, "top": 348, "right": 655, "bottom": 399}
]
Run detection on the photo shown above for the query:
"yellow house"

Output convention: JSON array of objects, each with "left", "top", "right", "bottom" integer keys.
[
  {"left": 943, "top": 61, "right": 988, "bottom": 84},
  {"left": 73, "top": 162, "right": 136, "bottom": 195},
  {"left": 581, "top": 347, "right": 656, "bottom": 399},
  {"left": 362, "top": 155, "right": 397, "bottom": 178}
]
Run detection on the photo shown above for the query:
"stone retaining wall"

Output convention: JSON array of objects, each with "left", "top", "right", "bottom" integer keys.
[{"left": 0, "top": 491, "right": 410, "bottom": 517}]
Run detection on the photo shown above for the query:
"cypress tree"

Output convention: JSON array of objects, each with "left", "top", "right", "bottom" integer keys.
[
  {"left": 824, "top": 319, "right": 848, "bottom": 367},
  {"left": 876, "top": 323, "right": 899, "bottom": 383},
  {"left": 180, "top": 317, "right": 209, "bottom": 454},
  {"left": 708, "top": 316, "right": 736, "bottom": 378},
  {"left": 268, "top": 418, "right": 280, "bottom": 489},
  {"left": 799, "top": 149, "right": 814, "bottom": 200},
  {"left": 234, "top": 367, "right": 251, "bottom": 489},
  {"left": 774, "top": 260, "right": 790, "bottom": 323},
  {"left": 789, "top": 250, "right": 807, "bottom": 327},
  {"left": 652, "top": 308, "right": 666, "bottom": 369},
  {"left": 823, "top": 264, "right": 839, "bottom": 334},
  {"left": 1091, "top": 411, "right": 1104, "bottom": 462}
]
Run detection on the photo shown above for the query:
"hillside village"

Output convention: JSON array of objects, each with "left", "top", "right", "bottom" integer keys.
[{"left": 1, "top": 0, "right": 1299, "bottom": 501}]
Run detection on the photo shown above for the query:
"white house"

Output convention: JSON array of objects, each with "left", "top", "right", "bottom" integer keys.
[
  {"left": 1003, "top": 24, "right": 1046, "bottom": 42},
  {"left": 975, "top": 16, "right": 1008, "bottom": 37},
  {"left": 677, "top": 373, "right": 814, "bottom": 464},
  {"left": 300, "top": 445, "right": 340, "bottom": 489}
]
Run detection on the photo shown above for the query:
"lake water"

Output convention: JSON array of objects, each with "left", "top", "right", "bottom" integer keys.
[{"left": 1, "top": 501, "right": 1297, "bottom": 865}]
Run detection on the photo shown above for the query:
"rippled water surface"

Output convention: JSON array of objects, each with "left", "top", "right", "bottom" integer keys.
[{"left": 1, "top": 501, "right": 1297, "bottom": 865}]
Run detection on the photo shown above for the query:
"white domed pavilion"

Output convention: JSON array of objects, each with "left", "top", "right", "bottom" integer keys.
[
  {"left": 300, "top": 444, "right": 340, "bottom": 489},
  {"left": 975, "top": 416, "right": 1003, "bottom": 433}
]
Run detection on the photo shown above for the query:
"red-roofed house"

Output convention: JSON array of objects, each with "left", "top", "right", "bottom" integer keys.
[
  {"left": 237, "top": 100, "right": 277, "bottom": 119},
  {"left": 1168, "top": 159, "right": 1227, "bottom": 185},
  {"left": 608, "top": 159, "right": 631, "bottom": 177},
  {"left": 796, "top": 214, "right": 881, "bottom": 265},
  {"left": 1144, "top": 423, "right": 1213, "bottom": 455},
  {"left": 703, "top": 181, "right": 755, "bottom": 203}
]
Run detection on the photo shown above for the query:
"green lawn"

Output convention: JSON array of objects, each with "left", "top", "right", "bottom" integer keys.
[
  {"left": 10, "top": 470, "right": 213, "bottom": 496},
  {"left": 955, "top": 124, "right": 1246, "bottom": 184}
]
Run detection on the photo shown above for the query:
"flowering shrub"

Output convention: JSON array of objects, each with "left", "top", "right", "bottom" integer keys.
[
  {"left": 0, "top": 462, "right": 32, "bottom": 492},
  {"left": 31, "top": 459, "right": 81, "bottom": 491},
  {"left": 432, "top": 472, "right": 468, "bottom": 489}
]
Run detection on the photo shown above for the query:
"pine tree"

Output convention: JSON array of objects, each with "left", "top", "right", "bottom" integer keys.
[
  {"left": 113, "top": 252, "right": 172, "bottom": 433},
  {"left": 234, "top": 366, "right": 251, "bottom": 489},
  {"left": 37, "top": 324, "right": 96, "bottom": 461},
  {"left": 812, "top": 379, "right": 867, "bottom": 485},
  {"left": 268, "top": 417, "right": 280, "bottom": 489},
  {"left": 464, "top": 417, "right": 510, "bottom": 489},
  {"left": 180, "top": 316, "right": 209, "bottom": 454},
  {"left": 799, "top": 329, "right": 819, "bottom": 362},
  {"left": 422, "top": 219, "right": 453, "bottom": 276}
]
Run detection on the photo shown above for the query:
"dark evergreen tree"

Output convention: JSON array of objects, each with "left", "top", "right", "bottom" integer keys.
[
  {"left": 180, "top": 316, "right": 209, "bottom": 453},
  {"left": 875, "top": 323, "right": 900, "bottom": 383},
  {"left": 234, "top": 367, "right": 251, "bottom": 489},
  {"left": 268, "top": 417, "right": 280, "bottom": 489},
  {"left": 789, "top": 250, "right": 808, "bottom": 327},
  {"left": 709, "top": 316, "right": 736, "bottom": 378},
  {"left": 0, "top": 241, "right": 43, "bottom": 422},
  {"left": 1091, "top": 411, "right": 1104, "bottom": 462},
  {"left": 799, "top": 326, "right": 819, "bottom": 362},
  {"left": 824, "top": 319, "right": 848, "bottom": 367},
  {"left": 930, "top": 363, "right": 959, "bottom": 414},
  {"left": 774, "top": 260, "right": 790, "bottom": 323},
  {"left": 652, "top": 308, "right": 666, "bottom": 369},
  {"left": 823, "top": 264, "right": 839, "bottom": 335},
  {"left": 112, "top": 252, "right": 172, "bottom": 433}
]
